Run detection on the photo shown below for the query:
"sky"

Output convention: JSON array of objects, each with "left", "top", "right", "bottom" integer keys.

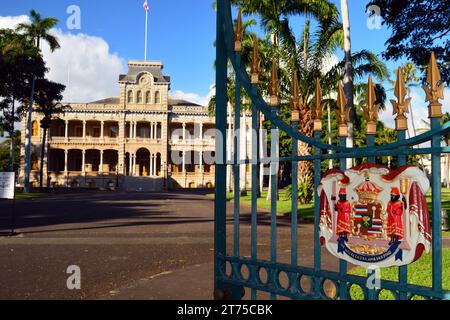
[{"left": 0, "top": 0, "right": 448, "bottom": 130}]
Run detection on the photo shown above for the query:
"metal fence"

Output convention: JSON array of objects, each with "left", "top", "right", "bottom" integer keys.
[{"left": 214, "top": 0, "right": 449, "bottom": 300}]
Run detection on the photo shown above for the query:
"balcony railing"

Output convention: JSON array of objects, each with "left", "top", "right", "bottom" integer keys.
[{"left": 49, "top": 136, "right": 118, "bottom": 144}]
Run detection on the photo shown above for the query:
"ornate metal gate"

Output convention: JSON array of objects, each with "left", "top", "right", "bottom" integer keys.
[{"left": 214, "top": 0, "right": 449, "bottom": 300}]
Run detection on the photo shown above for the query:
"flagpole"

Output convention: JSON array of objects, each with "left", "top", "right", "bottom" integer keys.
[{"left": 144, "top": 8, "right": 148, "bottom": 61}]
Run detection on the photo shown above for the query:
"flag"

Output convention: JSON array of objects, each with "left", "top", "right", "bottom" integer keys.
[{"left": 143, "top": 0, "right": 149, "bottom": 11}]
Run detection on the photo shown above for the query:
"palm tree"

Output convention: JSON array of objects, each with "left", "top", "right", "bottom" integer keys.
[
  {"left": 17, "top": 9, "right": 60, "bottom": 191},
  {"left": 280, "top": 16, "right": 388, "bottom": 181},
  {"left": 34, "top": 79, "right": 67, "bottom": 189}
]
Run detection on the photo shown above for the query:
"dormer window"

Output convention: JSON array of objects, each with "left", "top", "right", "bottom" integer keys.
[
  {"left": 137, "top": 91, "right": 143, "bottom": 104},
  {"left": 155, "top": 91, "right": 161, "bottom": 104},
  {"left": 145, "top": 91, "right": 151, "bottom": 104},
  {"left": 127, "top": 90, "right": 133, "bottom": 103}
]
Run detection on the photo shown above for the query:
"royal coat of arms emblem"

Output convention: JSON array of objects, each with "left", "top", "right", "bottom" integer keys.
[{"left": 318, "top": 163, "right": 431, "bottom": 268}]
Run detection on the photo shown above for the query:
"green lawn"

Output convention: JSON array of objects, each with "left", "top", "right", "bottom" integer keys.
[
  {"left": 209, "top": 187, "right": 450, "bottom": 221},
  {"left": 15, "top": 192, "right": 49, "bottom": 200},
  {"left": 348, "top": 249, "right": 450, "bottom": 300},
  {"left": 219, "top": 190, "right": 315, "bottom": 219}
]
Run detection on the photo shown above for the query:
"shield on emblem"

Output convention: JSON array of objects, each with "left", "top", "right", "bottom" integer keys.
[{"left": 362, "top": 214, "right": 373, "bottom": 228}]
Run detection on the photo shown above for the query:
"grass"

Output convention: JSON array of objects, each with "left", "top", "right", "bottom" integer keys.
[
  {"left": 348, "top": 249, "right": 450, "bottom": 300},
  {"left": 15, "top": 192, "right": 49, "bottom": 200},
  {"left": 214, "top": 190, "right": 315, "bottom": 219},
  {"left": 208, "top": 187, "right": 450, "bottom": 221}
]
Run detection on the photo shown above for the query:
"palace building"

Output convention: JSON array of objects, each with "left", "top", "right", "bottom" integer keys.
[{"left": 19, "top": 60, "right": 228, "bottom": 191}]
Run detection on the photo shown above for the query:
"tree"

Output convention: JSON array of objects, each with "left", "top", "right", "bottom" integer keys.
[
  {"left": 0, "top": 29, "right": 46, "bottom": 172},
  {"left": 17, "top": 9, "right": 60, "bottom": 192},
  {"left": 279, "top": 15, "right": 388, "bottom": 182},
  {"left": 367, "top": 0, "right": 450, "bottom": 82},
  {"left": 0, "top": 131, "right": 21, "bottom": 173},
  {"left": 34, "top": 79, "right": 67, "bottom": 189}
]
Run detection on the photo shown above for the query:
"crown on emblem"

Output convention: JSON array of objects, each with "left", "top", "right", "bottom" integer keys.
[{"left": 355, "top": 171, "right": 382, "bottom": 203}]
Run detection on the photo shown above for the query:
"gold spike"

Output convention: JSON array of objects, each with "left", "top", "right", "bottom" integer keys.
[
  {"left": 423, "top": 52, "right": 446, "bottom": 118},
  {"left": 390, "top": 67, "right": 410, "bottom": 130},
  {"left": 313, "top": 79, "right": 323, "bottom": 131},
  {"left": 269, "top": 57, "right": 279, "bottom": 106},
  {"left": 234, "top": 9, "right": 244, "bottom": 52},
  {"left": 291, "top": 71, "right": 300, "bottom": 122},
  {"left": 250, "top": 36, "right": 260, "bottom": 84},
  {"left": 336, "top": 81, "right": 350, "bottom": 137},
  {"left": 362, "top": 75, "right": 379, "bottom": 135}
]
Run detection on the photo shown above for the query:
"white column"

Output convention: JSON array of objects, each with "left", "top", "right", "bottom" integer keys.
[
  {"left": 129, "top": 122, "right": 133, "bottom": 139},
  {"left": 132, "top": 154, "right": 136, "bottom": 176},
  {"left": 148, "top": 153, "right": 153, "bottom": 177},
  {"left": 149, "top": 154, "right": 153, "bottom": 176},
  {"left": 182, "top": 123, "right": 186, "bottom": 142},
  {"left": 153, "top": 154, "right": 157, "bottom": 176},
  {"left": 133, "top": 121, "right": 137, "bottom": 139},
  {"left": 64, "top": 150, "right": 68, "bottom": 173},
  {"left": 65, "top": 120, "right": 69, "bottom": 141},
  {"left": 100, "top": 121, "right": 104, "bottom": 140},
  {"left": 200, "top": 123, "right": 204, "bottom": 141},
  {"left": 99, "top": 150, "right": 104, "bottom": 173},
  {"left": 150, "top": 122, "right": 154, "bottom": 140},
  {"left": 182, "top": 151, "right": 186, "bottom": 173},
  {"left": 82, "top": 121, "right": 86, "bottom": 139},
  {"left": 82, "top": 150, "right": 86, "bottom": 173}
]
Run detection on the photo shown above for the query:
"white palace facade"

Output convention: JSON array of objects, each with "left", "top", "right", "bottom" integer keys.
[{"left": 19, "top": 60, "right": 230, "bottom": 191}]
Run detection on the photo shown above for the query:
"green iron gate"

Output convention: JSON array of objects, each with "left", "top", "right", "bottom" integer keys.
[{"left": 214, "top": 0, "right": 449, "bottom": 300}]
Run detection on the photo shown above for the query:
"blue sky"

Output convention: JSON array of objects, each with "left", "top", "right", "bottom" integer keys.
[
  {"left": 0, "top": 0, "right": 395, "bottom": 97},
  {"left": 0, "top": 0, "right": 448, "bottom": 130}
]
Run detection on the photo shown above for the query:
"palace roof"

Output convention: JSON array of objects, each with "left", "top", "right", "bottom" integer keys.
[{"left": 119, "top": 61, "right": 170, "bottom": 84}]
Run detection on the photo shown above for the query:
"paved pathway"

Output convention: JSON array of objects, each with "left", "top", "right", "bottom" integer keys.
[{"left": 0, "top": 191, "right": 335, "bottom": 299}]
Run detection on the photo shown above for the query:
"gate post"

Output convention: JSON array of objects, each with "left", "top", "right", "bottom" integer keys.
[
  {"left": 312, "top": 79, "right": 323, "bottom": 299},
  {"left": 364, "top": 76, "right": 378, "bottom": 300},
  {"left": 425, "top": 53, "right": 444, "bottom": 294},
  {"left": 214, "top": 0, "right": 229, "bottom": 299},
  {"left": 337, "top": 82, "right": 349, "bottom": 299}
]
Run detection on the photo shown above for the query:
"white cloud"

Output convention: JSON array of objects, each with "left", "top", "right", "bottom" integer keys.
[
  {"left": 380, "top": 87, "right": 450, "bottom": 139},
  {"left": 41, "top": 29, "right": 126, "bottom": 103},
  {"left": 0, "top": 15, "right": 126, "bottom": 103},
  {"left": 171, "top": 84, "right": 215, "bottom": 106},
  {"left": 0, "top": 15, "right": 29, "bottom": 29}
]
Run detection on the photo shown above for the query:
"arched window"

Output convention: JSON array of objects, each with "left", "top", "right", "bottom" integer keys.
[
  {"left": 32, "top": 121, "right": 39, "bottom": 137},
  {"left": 127, "top": 90, "right": 133, "bottom": 104},
  {"left": 137, "top": 91, "right": 143, "bottom": 104},
  {"left": 154, "top": 91, "right": 161, "bottom": 104},
  {"left": 145, "top": 91, "right": 151, "bottom": 104}
]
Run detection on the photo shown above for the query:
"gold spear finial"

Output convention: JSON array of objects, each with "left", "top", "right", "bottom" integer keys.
[
  {"left": 390, "top": 67, "right": 411, "bottom": 130},
  {"left": 234, "top": 9, "right": 244, "bottom": 52},
  {"left": 423, "top": 52, "right": 446, "bottom": 118},
  {"left": 313, "top": 79, "right": 323, "bottom": 131},
  {"left": 250, "top": 36, "right": 260, "bottom": 84},
  {"left": 269, "top": 57, "right": 279, "bottom": 106},
  {"left": 291, "top": 71, "right": 300, "bottom": 122},
  {"left": 336, "top": 81, "right": 350, "bottom": 137},
  {"left": 363, "top": 75, "right": 379, "bottom": 135}
]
